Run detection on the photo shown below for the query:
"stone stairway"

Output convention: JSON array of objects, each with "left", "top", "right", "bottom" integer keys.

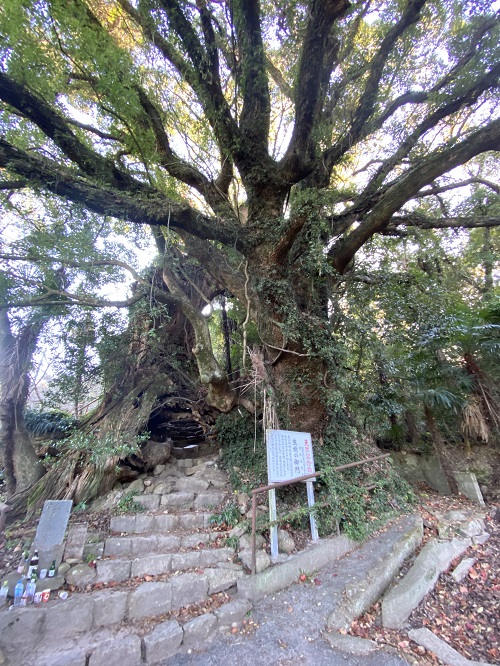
[{"left": 0, "top": 456, "right": 254, "bottom": 666}]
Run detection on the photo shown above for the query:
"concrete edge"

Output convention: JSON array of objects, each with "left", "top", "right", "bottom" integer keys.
[
  {"left": 381, "top": 535, "right": 471, "bottom": 629},
  {"left": 408, "top": 627, "right": 495, "bottom": 666},
  {"left": 326, "top": 514, "right": 424, "bottom": 631},
  {"left": 237, "top": 534, "right": 356, "bottom": 601}
]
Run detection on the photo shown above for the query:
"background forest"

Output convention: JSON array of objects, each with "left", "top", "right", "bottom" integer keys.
[{"left": 0, "top": 0, "right": 499, "bottom": 534}]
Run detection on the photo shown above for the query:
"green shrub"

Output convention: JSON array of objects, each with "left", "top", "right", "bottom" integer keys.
[
  {"left": 209, "top": 503, "right": 241, "bottom": 528},
  {"left": 216, "top": 412, "right": 266, "bottom": 491},
  {"left": 24, "top": 409, "right": 77, "bottom": 437},
  {"left": 116, "top": 491, "right": 144, "bottom": 513}
]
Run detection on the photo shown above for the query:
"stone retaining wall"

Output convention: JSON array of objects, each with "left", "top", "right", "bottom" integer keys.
[{"left": 0, "top": 591, "right": 251, "bottom": 666}]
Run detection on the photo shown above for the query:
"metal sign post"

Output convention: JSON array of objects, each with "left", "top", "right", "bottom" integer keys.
[
  {"left": 269, "top": 488, "right": 278, "bottom": 557},
  {"left": 266, "top": 429, "right": 318, "bottom": 557},
  {"left": 306, "top": 480, "right": 319, "bottom": 541}
]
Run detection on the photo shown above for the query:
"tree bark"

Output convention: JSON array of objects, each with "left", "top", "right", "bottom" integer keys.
[{"left": 0, "top": 312, "right": 45, "bottom": 495}]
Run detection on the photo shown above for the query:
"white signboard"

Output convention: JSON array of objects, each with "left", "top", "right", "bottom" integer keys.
[{"left": 266, "top": 429, "right": 315, "bottom": 483}]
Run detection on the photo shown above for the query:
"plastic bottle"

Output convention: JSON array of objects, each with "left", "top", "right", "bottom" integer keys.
[
  {"left": 26, "top": 572, "right": 37, "bottom": 603},
  {"left": 0, "top": 581, "right": 8, "bottom": 605},
  {"left": 20, "top": 586, "right": 28, "bottom": 607},
  {"left": 13, "top": 579, "right": 24, "bottom": 607}
]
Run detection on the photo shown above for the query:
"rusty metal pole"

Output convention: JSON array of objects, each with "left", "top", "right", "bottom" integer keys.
[{"left": 247, "top": 453, "right": 390, "bottom": 575}]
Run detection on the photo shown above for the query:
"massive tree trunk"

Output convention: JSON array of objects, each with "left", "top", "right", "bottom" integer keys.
[
  {"left": 0, "top": 311, "right": 45, "bottom": 496},
  {"left": 0, "top": 0, "right": 499, "bottom": 510}
]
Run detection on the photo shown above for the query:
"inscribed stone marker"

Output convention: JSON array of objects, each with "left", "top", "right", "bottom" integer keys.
[
  {"left": 64, "top": 523, "right": 88, "bottom": 564},
  {"left": 33, "top": 500, "right": 73, "bottom": 569}
]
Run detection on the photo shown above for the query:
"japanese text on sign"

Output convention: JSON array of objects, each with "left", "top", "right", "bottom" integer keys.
[{"left": 266, "top": 430, "right": 315, "bottom": 483}]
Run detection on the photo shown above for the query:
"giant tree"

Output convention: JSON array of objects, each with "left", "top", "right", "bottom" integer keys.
[{"left": 0, "top": 0, "right": 499, "bottom": 459}]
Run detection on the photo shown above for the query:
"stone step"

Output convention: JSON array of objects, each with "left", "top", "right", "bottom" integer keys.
[
  {"left": 104, "top": 530, "right": 220, "bottom": 558},
  {"left": 22, "top": 597, "right": 253, "bottom": 666},
  {"left": 134, "top": 488, "right": 228, "bottom": 512},
  {"left": 3, "top": 580, "right": 252, "bottom": 666},
  {"left": 94, "top": 545, "right": 238, "bottom": 582},
  {"left": 109, "top": 511, "right": 216, "bottom": 535}
]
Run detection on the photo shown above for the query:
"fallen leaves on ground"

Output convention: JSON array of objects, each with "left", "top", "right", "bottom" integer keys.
[{"left": 349, "top": 491, "right": 499, "bottom": 665}]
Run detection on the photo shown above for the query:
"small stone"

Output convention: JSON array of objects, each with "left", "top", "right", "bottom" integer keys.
[
  {"left": 91, "top": 589, "right": 128, "bottom": 627},
  {"left": 161, "top": 492, "right": 194, "bottom": 508},
  {"left": 457, "top": 518, "right": 484, "bottom": 538},
  {"left": 205, "top": 568, "right": 243, "bottom": 593},
  {"left": 171, "top": 572, "right": 208, "bottom": 609},
  {"left": 153, "top": 464, "right": 166, "bottom": 475},
  {"left": 443, "top": 510, "right": 467, "bottom": 522},
  {"left": 183, "top": 614, "right": 217, "bottom": 647},
  {"left": 194, "top": 491, "right": 226, "bottom": 509},
  {"left": 135, "top": 494, "right": 160, "bottom": 510},
  {"left": 278, "top": 529, "right": 295, "bottom": 554},
  {"left": 215, "top": 599, "right": 252, "bottom": 626},
  {"left": 158, "top": 463, "right": 181, "bottom": 478},
  {"left": 240, "top": 549, "right": 271, "bottom": 573},
  {"left": 83, "top": 542, "right": 104, "bottom": 560},
  {"left": 237, "top": 492, "right": 250, "bottom": 514},
  {"left": 197, "top": 468, "right": 228, "bottom": 488},
  {"left": 95, "top": 559, "right": 131, "bottom": 583},
  {"left": 325, "top": 632, "right": 379, "bottom": 655},
  {"left": 142, "top": 620, "right": 183, "bottom": 663},
  {"left": 473, "top": 532, "right": 490, "bottom": 545},
  {"left": 57, "top": 562, "right": 71, "bottom": 577},
  {"left": 186, "top": 463, "right": 207, "bottom": 476},
  {"left": 88, "top": 633, "right": 142, "bottom": 666},
  {"left": 127, "top": 582, "right": 172, "bottom": 619},
  {"left": 238, "top": 534, "right": 264, "bottom": 551},
  {"left": 144, "top": 478, "right": 152, "bottom": 487},
  {"left": 153, "top": 481, "right": 176, "bottom": 495},
  {"left": 65, "top": 564, "right": 97, "bottom": 587},
  {"left": 229, "top": 524, "right": 247, "bottom": 539},
  {"left": 177, "top": 459, "right": 194, "bottom": 468},
  {"left": 217, "top": 561, "right": 244, "bottom": 571},
  {"left": 126, "top": 479, "right": 145, "bottom": 493},
  {"left": 176, "top": 477, "right": 210, "bottom": 492},
  {"left": 451, "top": 557, "right": 476, "bottom": 582}
]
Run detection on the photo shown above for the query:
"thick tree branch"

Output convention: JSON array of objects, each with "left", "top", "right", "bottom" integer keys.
[
  {"left": 266, "top": 56, "right": 294, "bottom": 100},
  {"left": 232, "top": 0, "right": 270, "bottom": 146},
  {"left": 176, "top": 232, "right": 247, "bottom": 305},
  {"left": 382, "top": 214, "right": 500, "bottom": 234},
  {"left": 281, "top": 0, "right": 350, "bottom": 177},
  {"left": 331, "top": 62, "right": 500, "bottom": 224},
  {"left": 0, "top": 254, "right": 146, "bottom": 284},
  {"left": 0, "top": 138, "right": 245, "bottom": 249},
  {"left": 431, "top": 12, "right": 500, "bottom": 95},
  {"left": 329, "top": 117, "right": 500, "bottom": 273},
  {"left": 0, "top": 291, "right": 144, "bottom": 310},
  {"left": 65, "top": 118, "right": 124, "bottom": 142},
  {"left": 415, "top": 178, "right": 500, "bottom": 197},
  {"left": 323, "top": 0, "right": 427, "bottom": 174},
  {"left": 363, "top": 63, "right": 500, "bottom": 198},
  {"left": 0, "top": 74, "right": 146, "bottom": 193},
  {"left": 161, "top": 252, "right": 235, "bottom": 411},
  {"left": 135, "top": 87, "right": 233, "bottom": 216},
  {"left": 118, "top": 0, "right": 270, "bottom": 188},
  {"left": 0, "top": 179, "right": 29, "bottom": 191}
]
